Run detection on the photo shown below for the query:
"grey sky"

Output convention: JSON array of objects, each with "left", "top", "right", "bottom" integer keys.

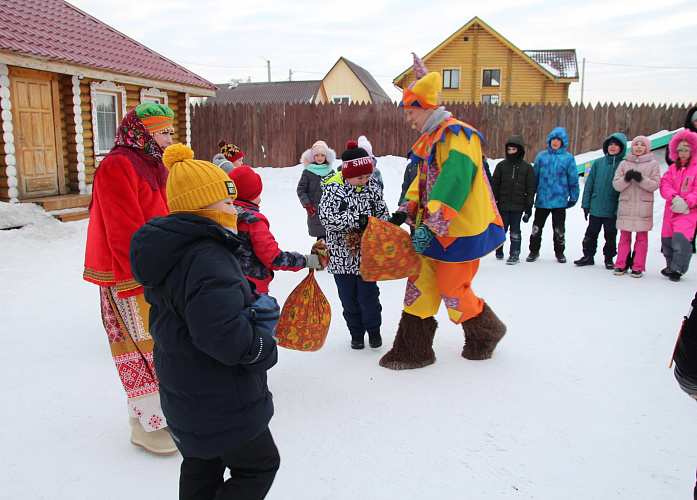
[{"left": 68, "top": 0, "right": 697, "bottom": 105}]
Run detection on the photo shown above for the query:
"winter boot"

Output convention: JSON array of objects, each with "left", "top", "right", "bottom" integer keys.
[
  {"left": 368, "top": 331, "right": 382, "bottom": 348},
  {"left": 574, "top": 255, "right": 594, "bottom": 266},
  {"left": 129, "top": 418, "right": 178, "bottom": 455},
  {"left": 604, "top": 256, "right": 615, "bottom": 270},
  {"left": 555, "top": 252, "right": 567, "bottom": 264},
  {"left": 351, "top": 335, "right": 365, "bottom": 350},
  {"left": 526, "top": 251, "right": 539, "bottom": 262},
  {"left": 461, "top": 301, "right": 507, "bottom": 360},
  {"left": 379, "top": 312, "right": 438, "bottom": 370}
]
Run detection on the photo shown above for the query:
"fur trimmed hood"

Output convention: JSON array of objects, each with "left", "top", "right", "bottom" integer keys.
[
  {"left": 300, "top": 147, "right": 336, "bottom": 167},
  {"left": 669, "top": 129, "right": 697, "bottom": 163}
]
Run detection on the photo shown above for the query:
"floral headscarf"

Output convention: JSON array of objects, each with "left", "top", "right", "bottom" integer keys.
[{"left": 114, "top": 108, "right": 166, "bottom": 163}]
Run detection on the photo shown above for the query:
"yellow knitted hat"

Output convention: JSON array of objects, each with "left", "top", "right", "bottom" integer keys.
[{"left": 164, "top": 143, "right": 237, "bottom": 212}]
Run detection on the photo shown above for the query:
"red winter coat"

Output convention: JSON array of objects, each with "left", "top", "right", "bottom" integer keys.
[
  {"left": 233, "top": 200, "right": 306, "bottom": 294},
  {"left": 83, "top": 151, "right": 168, "bottom": 297}
]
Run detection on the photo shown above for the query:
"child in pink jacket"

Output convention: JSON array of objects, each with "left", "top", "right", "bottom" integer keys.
[
  {"left": 660, "top": 129, "right": 697, "bottom": 282},
  {"left": 611, "top": 136, "right": 661, "bottom": 278}
]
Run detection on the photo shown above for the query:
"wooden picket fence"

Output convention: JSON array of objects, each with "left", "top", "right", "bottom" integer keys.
[{"left": 191, "top": 101, "right": 693, "bottom": 167}]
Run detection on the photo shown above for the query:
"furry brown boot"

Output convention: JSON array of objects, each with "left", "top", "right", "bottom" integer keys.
[
  {"left": 379, "top": 311, "right": 437, "bottom": 370},
  {"left": 461, "top": 301, "right": 506, "bottom": 360}
]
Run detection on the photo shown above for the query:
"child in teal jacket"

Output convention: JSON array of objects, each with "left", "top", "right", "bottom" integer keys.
[{"left": 574, "top": 133, "right": 627, "bottom": 269}]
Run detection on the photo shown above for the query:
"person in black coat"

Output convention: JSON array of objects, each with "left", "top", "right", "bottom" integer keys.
[
  {"left": 673, "top": 290, "right": 697, "bottom": 500},
  {"left": 491, "top": 135, "right": 536, "bottom": 264},
  {"left": 130, "top": 144, "right": 279, "bottom": 500}
]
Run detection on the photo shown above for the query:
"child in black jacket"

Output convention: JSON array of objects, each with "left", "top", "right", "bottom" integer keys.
[
  {"left": 673, "top": 290, "right": 697, "bottom": 500},
  {"left": 491, "top": 135, "right": 536, "bottom": 264},
  {"left": 130, "top": 144, "right": 279, "bottom": 499}
]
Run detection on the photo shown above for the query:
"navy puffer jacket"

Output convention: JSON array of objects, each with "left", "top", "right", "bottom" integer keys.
[{"left": 130, "top": 213, "right": 277, "bottom": 459}]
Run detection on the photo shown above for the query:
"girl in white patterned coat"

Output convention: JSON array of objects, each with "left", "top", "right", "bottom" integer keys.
[{"left": 319, "top": 141, "right": 389, "bottom": 350}]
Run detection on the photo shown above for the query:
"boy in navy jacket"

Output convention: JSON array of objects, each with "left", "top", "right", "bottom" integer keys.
[{"left": 130, "top": 144, "right": 279, "bottom": 499}]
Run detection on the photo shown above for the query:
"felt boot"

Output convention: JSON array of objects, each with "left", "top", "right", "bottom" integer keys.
[
  {"left": 379, "top": 312, "right": 437, "bottom": 370},
  {"left": 129, "top": 417, "right": 178, "bottom": 455},
  {"left": 461, "top": 302, "right": 507, "bottom": 360}
]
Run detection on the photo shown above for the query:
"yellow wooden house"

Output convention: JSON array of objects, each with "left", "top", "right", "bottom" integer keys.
[{"left": 393, "top": 17, "right": 579, "bottom": 105}]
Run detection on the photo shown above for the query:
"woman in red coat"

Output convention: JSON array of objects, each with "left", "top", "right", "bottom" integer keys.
[{"left": 83, "top": 103, "right": 176, "bottom": 454}]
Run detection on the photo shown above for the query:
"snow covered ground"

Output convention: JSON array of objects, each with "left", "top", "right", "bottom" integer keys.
[{"left": 2, "top": 149, "right": 696, "bottom": 499}]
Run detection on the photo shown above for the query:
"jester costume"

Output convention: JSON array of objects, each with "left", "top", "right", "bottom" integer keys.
[{"left": 380, "top": 66, "right": 507, "bottom": 370}]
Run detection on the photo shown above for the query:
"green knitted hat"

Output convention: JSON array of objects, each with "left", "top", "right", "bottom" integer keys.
[{"left": 135, "top": 103, "right": 174, "bottom": 132}]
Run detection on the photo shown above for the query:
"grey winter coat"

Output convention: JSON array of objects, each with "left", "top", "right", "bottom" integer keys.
[
  {"left": 297, "top": 148, "right": 336, "bottom": 238},
  {"left": 612, "top": 153, "right": 661, "bottom": 232}
]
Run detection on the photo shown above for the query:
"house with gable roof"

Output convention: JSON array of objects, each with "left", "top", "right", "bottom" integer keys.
[
  {"left": 393, "top": 17, "right": 578, "bottom": 106},
  {"left": 0, "top": 0, "right": 216, "bottom": 219},
  {"left": 206, "top": 57, "right": 391, "bottom": 106}
]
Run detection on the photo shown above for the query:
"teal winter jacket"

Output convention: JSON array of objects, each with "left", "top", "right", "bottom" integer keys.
[{"left": 581, "top": 133, "right": 627, "bottom": 218}]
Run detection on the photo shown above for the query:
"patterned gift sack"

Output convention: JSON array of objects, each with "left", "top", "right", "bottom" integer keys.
[
  {"left": 359, "top": 216, "right": 421, "bottom": 281},
  {"left": 275, "top": 270, "right": 331, "bottom": 351}
]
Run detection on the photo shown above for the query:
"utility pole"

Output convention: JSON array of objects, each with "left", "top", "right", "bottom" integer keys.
[
  {"left": 580, "top": 57, "right": 586, "bottom": 104},
  {"left": 289, "top": 69, "right": 293, "bottom": 81},
  {"left": 260, "top": 56, "right": 271, "bottom": 82}
]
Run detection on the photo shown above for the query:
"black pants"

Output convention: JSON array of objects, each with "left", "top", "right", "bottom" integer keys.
[
  {"left": 581, "top": 215, "right": 617, "bottom": 259},
  {"left": 529, "top": 208, "right": 567, "bottom": 254},
  {"left": 179, "top": 427, "right": 280, "bottom": 500},
  {"left": 496, "top": 210, "right": 523, "bottom": 258}
]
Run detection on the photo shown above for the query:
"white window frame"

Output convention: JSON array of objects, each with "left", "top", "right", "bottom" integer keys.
[
  {"left": 442, "top": 69, "right": 460, "bottom": 89},
  {"left": 482, "top": 68, "right": 501, "bottom": 88},
  {"left": 90, "top": 81, "right": 127, "bottom": 156},
  {"left": 482, "top": 94, "right": 500, "bottom": 105},
  {"left": 140, "top": 87, "right": 168, "bottom": 105},
  {"left": 331, "top": 95, "right": 350, "bottom": 104}
]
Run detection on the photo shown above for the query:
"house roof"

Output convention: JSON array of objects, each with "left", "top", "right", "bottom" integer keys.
[
  {"left": 0, "top": 0, "right": 216, "bottom": 91},
  {"left": 337, "top": 57, "right": 392, "bottom": 103},
  {"left": 394, "top": 16, "right": 579, "bottom": 85},
  {"left": 524, "top": 50, "right": 578, "bottom": 79},
  {"left": 206, "top": 81, "right": 323, "bottom": 105}
]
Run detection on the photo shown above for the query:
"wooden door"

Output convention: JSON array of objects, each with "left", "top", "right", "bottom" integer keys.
[{"left": 12, "top": 72, "right": 61, "bottom": 198}]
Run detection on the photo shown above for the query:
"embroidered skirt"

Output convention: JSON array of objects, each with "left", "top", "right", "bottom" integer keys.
[{"left": 99, "top": 286, "right": 165, "bottom": 432}]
